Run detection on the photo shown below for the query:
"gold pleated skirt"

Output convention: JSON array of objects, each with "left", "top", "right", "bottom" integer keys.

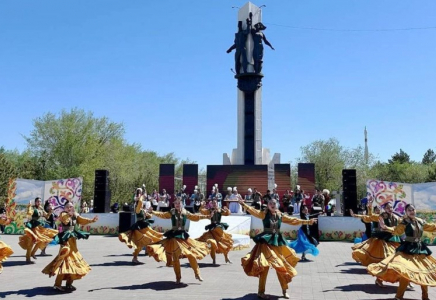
[
  {"left": 368, "top": 252, "right": 436, "bottom": 286},
  {"left": 42, "top": 238, "right": 91, "bottom": 281},
  {"left": 351, "top": 238, "right": 400, "bottom": 266},
  {"left": 146, "top": 237, "right": 209, "bottom": 263},
  {"left": 196, "top": 227, "right": 234, "bottom": 255},
  {"left": 241, "top": 243, "right": 299, "bottom": 283},
  {"left": 119, "top": 227, "right": 163, "bottom": 251},
  {"left": 18, "top": 226, "right": 58, "bottom": 250},
  {"left": 0, "top": 240, "right": 14, "bottom": 274}
]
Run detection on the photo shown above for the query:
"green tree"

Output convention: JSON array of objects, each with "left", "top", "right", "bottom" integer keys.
[
  {"left": 388, "top": 149, "right": 410, "bottom": 164},
  {"left": 422, "top": 149, "right": 436, "bottom": 165}
]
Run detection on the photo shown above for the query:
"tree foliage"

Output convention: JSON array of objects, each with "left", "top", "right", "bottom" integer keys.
[
  {"left": 422, "top": 149, "right": 436, "bottom": 165},
  {"left": 0, "top": 108, "right": 193, "bottom": 205},
  {"left": 388, "top": 149, "right": 410, "bottom": 164}
]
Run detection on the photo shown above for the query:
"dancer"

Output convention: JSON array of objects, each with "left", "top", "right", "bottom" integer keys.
[
  {"left": 146, "top": 197, "right": 210, "bottom": 284},
  {"left": 351, "top": 202, "right": 401, "bottom": 267},
  {"left": 40, "top": 200, "right": 58, "bottom": 256},
  {"left": 0, "top": 214, "right": 14, "bottom": 274},
  {"left": 198, "top": 199, "right": 233, "bottom": 265},
  {"left": 288, "top": 205, "right": 319, "bottom": 261},
  {"left": 238, "top": 198, "right": 316, "bottom": 299},
  {"left": 19, "top": 197, "right": 58, "bottom": 263},
  {"left": 119, "top": 188, "right": 163, "bottom": 264},
  {"left": 368, "top": 204, "right": 436, "bottom": 300},
  {"left": 42, "top": 202, "right": 98, "bottom": 292}
]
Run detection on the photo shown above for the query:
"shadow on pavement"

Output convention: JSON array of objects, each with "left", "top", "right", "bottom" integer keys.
[
  {"left": 336, "top": 268, "right": 368, "bottom": 274},
  {"left": 324, "top": 283, "right": 397, "bottom": 294},
  {"left": 89, "top": 281, "right": 189, "bottom": 292},
  {"left": 222, "top": 293, "right": 279, "bottom": 300},
  {"left": 335, "top": 262, "right": 361, "bottom": 267},
  {"left": 90, "top": 260, "right": 144, "bottom": 267},
  {"left": 3, "top": 261, "right": 34, "bottom": 267},
  {"left": 182, "top": 262, "right": 220, "bottom": 268},
  {"left": 0, "top": 286, "right": 59, "bottom": 298}
]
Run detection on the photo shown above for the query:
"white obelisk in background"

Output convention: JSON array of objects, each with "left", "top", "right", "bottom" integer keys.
[{"left": 223, "top": 2, "right": 280, "bottom": 190}]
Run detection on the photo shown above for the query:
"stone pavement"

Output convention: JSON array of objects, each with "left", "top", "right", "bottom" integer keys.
[{"left": 0, "top": 234, "right": 434, "bottom": 300}]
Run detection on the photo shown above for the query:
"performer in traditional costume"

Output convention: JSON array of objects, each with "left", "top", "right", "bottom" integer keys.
[
  {"left": 0, "top": 215, "right": 14, "bottom": 274},
  {"left": 119, "top": 188, "right": 163, "bottom": 264},
  {"left": 351, "top": 201, "right": 402, "bottom": 286},
  {"left": 146, "top": 197, "right": 210, "bottom": 284},
  {"left": 238, "top": 198, "right": 316, "bottom": 299},
  {"left": 40, "top": 200, "right": 58, "bottom": 256},
  {"left": 288, "top": 205, "right": 319, "bottom": 261},
  {"left": 42, "top": 202, "right": 98, "bottom": 292},
  {"left": 19, "top": 197, "right": 58, "bottom": 263},
  {"left": 198, "top": 199, "right": 233, "bottom": 265},
  {"left": 368, "top": 204, "right": 436, "bottom": 300}
]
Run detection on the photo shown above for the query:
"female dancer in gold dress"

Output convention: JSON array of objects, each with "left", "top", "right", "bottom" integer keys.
[
  {"left": 368, "top": 204, "right": 436, "bottom": 300},
  {"left": 146, "top": 197, "right": 210, "bottom": 284},
  {"left": 0, "top": 214, "right": 14, "bottom": 274},
  {"left": 42, "top": 202, "right": 98, "bottom": 292},
  {"left": 238, "top": 198, "right": 316, "bottom": 299},
  {"left": 19, "top": 197, "right": 58, "bottom": 263},
  {"left": 119, "top": 188, "right": 163, "bottom": 264},
  {"left": 351, "top": 201, "right": 401, "bottom": 287},
  {"left": 198, "top": 198, "right": 233, "bottom": 265}
]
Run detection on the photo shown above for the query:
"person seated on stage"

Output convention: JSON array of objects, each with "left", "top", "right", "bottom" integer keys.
[
  {"left": 282, "top": 190, "right": 292, "bottom": 214},
  {"left": 157, "top": 189, "right": 170, "bottom": 211},
  {"left": 311, "top": 189, "right": 325, "bottom": 214},
  {"left": 244, "top": 188, "right": 254, "bottom": 211},
  {"left": 150, "top": 189, "right": 159, "bottom": 206},
  {"left": 223, "top": 187, "right": 232, "bottom": 208},
  {"left": 192, "top": 188, "right": 202, "bottom": 213},
  {"left": 292, "top": 186, "right": 304, "bottom": 215},
  {"left": 110, "top": 202, "right": 119, "bottom": 213},
  {"left": 226, "top": 187, "right": 243, "bottom": 214},
  {"left": 262, "top": 190, "right": 272, "bottom": 208},
  {"left": 252, "top": 187, "right": 263, "bottom": 210}
]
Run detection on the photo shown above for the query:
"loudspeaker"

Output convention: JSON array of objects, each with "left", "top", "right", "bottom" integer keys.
[
  {"left": 342, "top": 169, "right": 357, "bottom": 216},
  {"left": 94, "top": 190, "right": 111, "bottom": 213},
  {"left": 94, "top": 169, "right": 111, "bottom": 213},
  {"left": 118, "top": 212, "right": 135, "bottom": 233}
]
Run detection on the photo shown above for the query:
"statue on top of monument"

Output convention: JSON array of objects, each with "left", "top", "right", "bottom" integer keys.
[
  {"left": 250, "top": 12, "right": 275, "bottom": 74},
  {"left": 226, "top": 19, "right": 250, "bottom": 74}
]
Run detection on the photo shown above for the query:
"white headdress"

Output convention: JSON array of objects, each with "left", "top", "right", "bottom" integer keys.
[
  {"left": 214, "top": 183, "right": 218, "bottom": 188},
  {"left": 323, "top": 189, "right": 330, "bottom": 195},
  {"left": 182, "top": 185, "right": 186, "bottom": 190},
  {"left": 274, "top": 183, "right": 277, "bottom": 189},
  {"left": 136, "top": 187, "right": 143, "bottom": 193},
  {"left": 195, "top": 185, "right": 198, "bottom": 190},
  {"left": 227, "top": 187, "right": 232, "bottom": 192},
  {"left": 296, "top": 185, "right": 301, "bottom": 190},
  {"left": 248, "top": 188, "right": 252, "bottom": 193},
  {"left": 233, "top": 186, "right": 237, "bottom": 192}
]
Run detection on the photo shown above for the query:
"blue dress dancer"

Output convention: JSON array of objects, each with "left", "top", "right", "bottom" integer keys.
[{"left": 289, "top": 205, "right": 319, "bottom": 261}]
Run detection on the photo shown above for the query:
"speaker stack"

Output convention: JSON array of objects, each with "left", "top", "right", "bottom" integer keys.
[
  {"left": 342, "top": 169, "right": 358, "bottom": 216},
  {"left": 94, "top": 169, "right": 111, "bottom": 213}
]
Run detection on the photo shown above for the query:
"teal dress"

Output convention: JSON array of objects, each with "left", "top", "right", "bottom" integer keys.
[
  {"left": 204, "top": 209, "right": 229, "bottom": 231},
  {"left": 253, "top": 210, "right": 287, "bottom": 246},
  {"left": 163, "top": 209, "right": 190, "bottom": 239},
  {"left": 54, "top": 212, "right": 90, "bottom": 244}
]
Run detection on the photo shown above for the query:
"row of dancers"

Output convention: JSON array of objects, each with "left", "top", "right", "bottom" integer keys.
[
  {"left": 2, "top": 190, "right": 435, "bottom": 299},
  {"left": 351, "top": 199, "right": 436, "bottom": 300}
]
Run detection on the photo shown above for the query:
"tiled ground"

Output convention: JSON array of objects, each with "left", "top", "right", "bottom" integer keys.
[{"left": 0, "top": 234, "right": 433, "bottom": 300}]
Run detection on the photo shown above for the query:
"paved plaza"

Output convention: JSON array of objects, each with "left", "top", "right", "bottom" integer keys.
[{"left": 0, "top": 234, "right": 434, "bottom": 300}]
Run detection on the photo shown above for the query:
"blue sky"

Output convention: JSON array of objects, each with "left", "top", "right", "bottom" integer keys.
[{"left": 1, "top": 1, "right": 435, "bottom": 170}]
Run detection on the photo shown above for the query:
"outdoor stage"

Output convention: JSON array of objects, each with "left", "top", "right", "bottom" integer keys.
[{"left": 80, "top": 213, "right": 368, "bottom": 244}]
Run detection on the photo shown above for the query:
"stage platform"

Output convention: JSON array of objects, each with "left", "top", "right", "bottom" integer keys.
[{"left": 79, "top": 213, "right": 368, "bottom": 242}]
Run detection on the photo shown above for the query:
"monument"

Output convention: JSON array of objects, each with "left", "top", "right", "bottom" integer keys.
[{"left": 224, "top": 2, "right": 280, "bottom": 189}]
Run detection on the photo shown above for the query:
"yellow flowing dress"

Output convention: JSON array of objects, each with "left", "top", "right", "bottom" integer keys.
[
  {"left": 241, "top": 202, "right": 312, "bottom": 296},
  {"left": 18, "top": 204, "right": 58, "bottom": 261},
  {"left": 118, "top": 198, "right": 163, "bottom": 258},
  {"left": 42, "top": 212, "right": 96, "bottom": 289},
  {"left": 146, "top": 208, "right": 209, "bottom": 282},
  {"left": 351, "top": 211, "right": 400, "bottom": 266},
  {"left": 0, "top": 218, "right": 14, "bottom": 274},
  {"left": 197, "top": 207, "right": 233, "bottom": 263},
  {"left": 368, "top": 217, "right": 436, "bottom": 300}
]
